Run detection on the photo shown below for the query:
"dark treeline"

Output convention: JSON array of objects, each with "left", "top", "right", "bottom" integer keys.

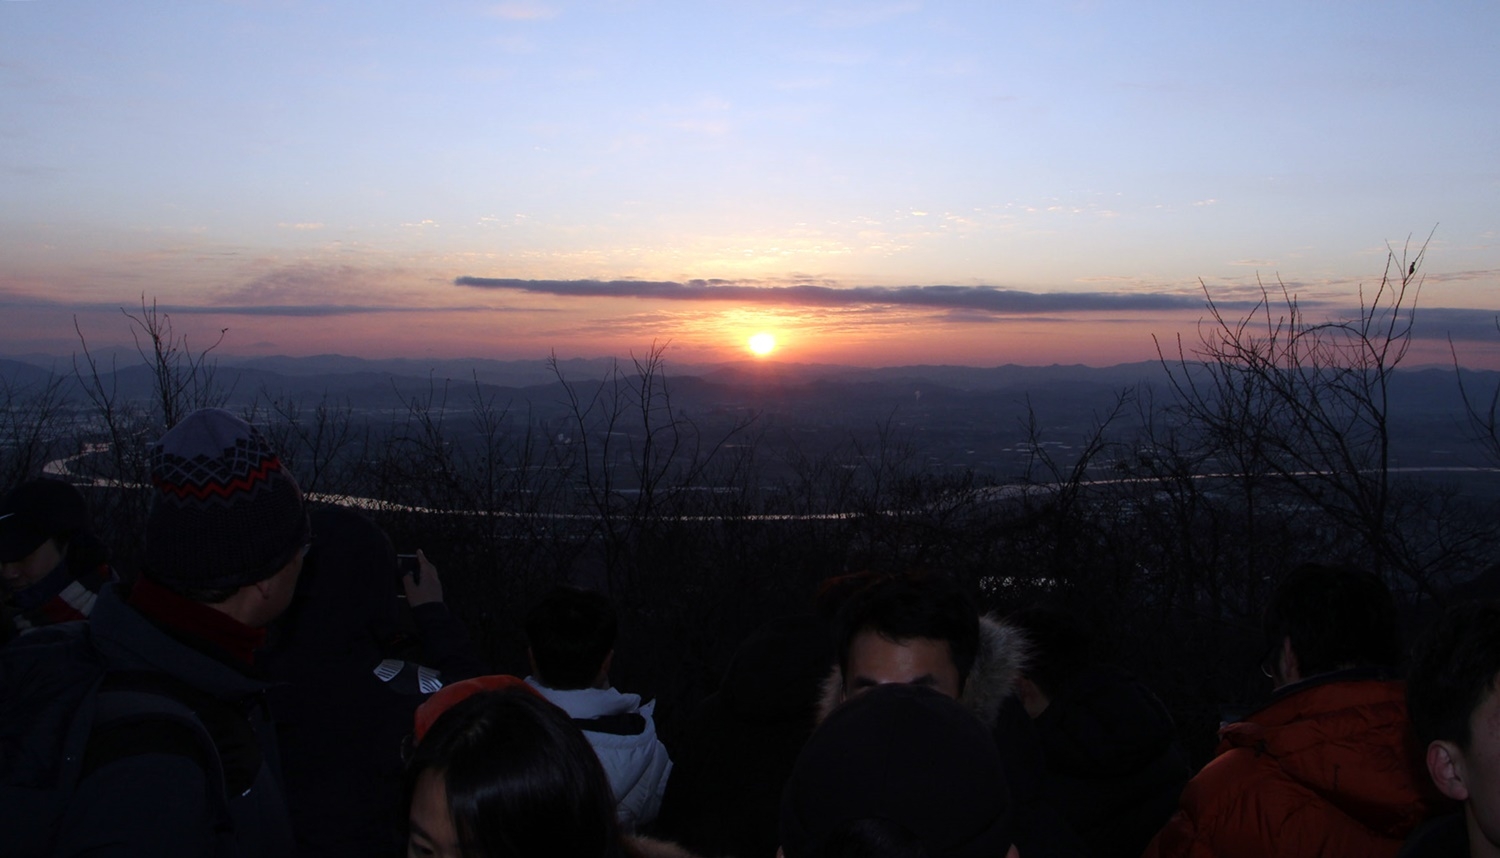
[{"left": 5, "top": 246, "right": 1500, "bottom": 764}]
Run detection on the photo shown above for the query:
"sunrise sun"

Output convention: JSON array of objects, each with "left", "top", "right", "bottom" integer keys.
[{"left": 748, "top": 332, "right": 777, "bottom": 357}]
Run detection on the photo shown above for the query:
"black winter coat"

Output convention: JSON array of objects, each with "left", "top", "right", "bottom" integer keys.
[
  {"left": 263, "top": 506, "right": 488, "bottom": 858},
  {"left": 1032, "top": 665, "right": 1190, "bottom": 858},
  {"left": 653, "top": 614, "right": 831, "bottom": 858}
]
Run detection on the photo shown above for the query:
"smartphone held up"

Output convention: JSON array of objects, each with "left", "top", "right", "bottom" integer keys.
[{"left": 396, "top": 553, "right": 421, "bottom": 590}]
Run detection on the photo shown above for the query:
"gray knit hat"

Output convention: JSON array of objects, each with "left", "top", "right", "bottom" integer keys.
[{"left": 146, "top": 408, "right": 309, "bottom": 592}]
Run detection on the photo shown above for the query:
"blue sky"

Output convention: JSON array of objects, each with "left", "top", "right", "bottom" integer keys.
[{"left": 3, "top": 1, "right": 1498, "bottom": 366}]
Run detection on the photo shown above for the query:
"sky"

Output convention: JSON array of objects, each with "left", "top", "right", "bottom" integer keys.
[{"left": 3, "top": 0, "right": 1499, "bottom": 368}]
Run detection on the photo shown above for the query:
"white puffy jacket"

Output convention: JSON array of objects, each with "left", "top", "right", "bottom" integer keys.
[{"left": 525, "top": 677, "right": 674, "bottom": 831}]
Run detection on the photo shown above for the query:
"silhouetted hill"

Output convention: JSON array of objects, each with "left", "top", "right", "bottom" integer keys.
[
  {"left": 233, "top": 354, "right": 630, "bottom": 388},
  {"left": 0, "top": 359, "right": 57, "bottom": 389},
  {"left": 6, "top": 351, "right": 1498, "bottom": 476}
]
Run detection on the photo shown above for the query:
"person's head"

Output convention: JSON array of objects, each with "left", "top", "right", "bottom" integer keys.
[
  {"left": 1006, "top": 604, "right": 1093, "bottom": 718},
  {"left": 1407, "top": 600, "right": 1500, "bottom": 853},
  {"left": 834, "top": 572, "right": 978, "bottom": 701},
  {"left": 1261, "top": 562, "right": 1400, "bottom": 687},
  {"left": 525, "top": 586, "right": 617, "bottom": 690},
  {"left": 145, "top": 408, "right": 309, "bottom": 624},
  {"left": 269, "top": 505, "right": 409, "bottom": 668},
  {"left": 405, "top": 688, "right": 626, "bottom": 858},
  {"left": 0, "top": 478, "right": 90, "bottom": 593},
  {"left": 779, "top": 683, "right": 1016, "bottom": 858}
]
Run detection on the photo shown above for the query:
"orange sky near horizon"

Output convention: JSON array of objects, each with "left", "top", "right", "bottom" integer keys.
[{"left": 14, "top": 296, "right": 1496, "bottom": 372}]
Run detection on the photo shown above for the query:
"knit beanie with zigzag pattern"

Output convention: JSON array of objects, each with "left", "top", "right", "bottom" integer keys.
[{"left": 146, "top": 408, "right": 309, "bottom": 593}]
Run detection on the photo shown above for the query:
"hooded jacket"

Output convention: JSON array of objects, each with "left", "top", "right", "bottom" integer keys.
[
  {"left": 262, "top": 506, "right": 488, "bottom": 858},
  {"left": 1032, "top": 666, "right": 1189, "bottom": 858},
  {"left": 525, "top": 677, "right": 674, "bottom": 832},
  {"left": 54, "top": 583, "right": 297, "bottom": 858},
  {"left": 1143, "top": 672, "right": 1434, "bottom": 858}
]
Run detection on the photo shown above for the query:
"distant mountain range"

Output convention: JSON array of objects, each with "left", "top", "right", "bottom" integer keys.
[
  {"left": 3, "top": 349, "right": 1180, "bottom": 390},
  {"left": 2, "top": 350, "right": 1495, "bottom": 444}
]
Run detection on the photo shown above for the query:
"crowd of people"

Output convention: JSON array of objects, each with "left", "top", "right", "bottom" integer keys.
[{"left": 1, "top": 406, "right": 1497, "bottom": 858}]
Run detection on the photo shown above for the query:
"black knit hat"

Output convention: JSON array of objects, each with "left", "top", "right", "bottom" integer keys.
[
  {"left": 779, "top": 684, "right": 1013, "bottom": 858},
  {"left": 0, "top": 478, "right": 90, "bottom": 563},
  {"left": 146, "top": 408, "right": 308, "bottom": 592}
]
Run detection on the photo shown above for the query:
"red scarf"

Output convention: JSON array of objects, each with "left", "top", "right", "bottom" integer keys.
[{"left": 129, "top": 575, "right": 267, "bottom": 668}]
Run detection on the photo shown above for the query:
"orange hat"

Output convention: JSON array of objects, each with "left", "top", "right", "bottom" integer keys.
[{"left": 413, "top": 675, "right": 542, "bottom": 743}]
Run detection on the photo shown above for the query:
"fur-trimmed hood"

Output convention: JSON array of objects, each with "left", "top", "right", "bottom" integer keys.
[{"left": 816, "top": 614, "right": 1030, "bottom": 726}]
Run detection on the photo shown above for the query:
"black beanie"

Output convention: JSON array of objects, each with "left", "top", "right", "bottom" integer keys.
[
  {"left": 779, "top": 684, "right": 1013, "bottom": 858},
  {"left": 0, "top": 478, "right": 90, "bottom": 563},
  {"left": 146, "top": 408, "right": 308, "bottom": 592}
]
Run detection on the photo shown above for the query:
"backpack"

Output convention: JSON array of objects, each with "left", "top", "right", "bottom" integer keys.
[{"left": 0, "top": 621, "right": 260, "bottom": 857}]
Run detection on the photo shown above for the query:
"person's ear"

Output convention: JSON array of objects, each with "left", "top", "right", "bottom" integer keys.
[
  {"left": 1016, "top": 676, "right": 1049, "bottom": 719},
  {"left": 253, "top": 576, "right": 276, "bottom": 601},
  {"left": 1426, "top": 740, "right": 1470, "bottom": 802},
  {"left": 776, "top": 848, "right": 785, "bottom": 858},
  {"left": 594, "top": 650, "right": 614, "bottom": 688},
  {"left": 527, "top": 648, "right": 539, "bottom": 678},
  {"left": 1278, "top": 637, "right": 1301, "bottom": 685}
]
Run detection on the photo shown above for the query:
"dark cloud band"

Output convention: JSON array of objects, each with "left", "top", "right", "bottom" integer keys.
[{"left": 453, "top": 276, "right": 1225, "bottom": 313}]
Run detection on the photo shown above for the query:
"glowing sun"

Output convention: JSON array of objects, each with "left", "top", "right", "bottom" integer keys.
[{"left": 748, "top": 332, "right": 777, "bottom": 356}]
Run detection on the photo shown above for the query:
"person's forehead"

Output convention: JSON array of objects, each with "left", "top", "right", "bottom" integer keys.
[{"left": 850, "top": 632, "right": 953, "bottom": 662}]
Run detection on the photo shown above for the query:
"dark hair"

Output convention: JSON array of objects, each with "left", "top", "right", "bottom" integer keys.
[
  {"left": 403, "top": 689, "right": 626, "bottom": 858},
  {"left": 816, "top": 572, "right": 880, "bottom": 622},
  {"left": 1262, "top": 562, "right": 1400, "bottom": 677},
  {"left": 1006, "top": 604, "right": 1093, "bottom": 698},
  {"left": 525, "top": 587, "right": 617, "bottom": 690},
  {"left": 817, "top": 818, "right": 930, "bottom": 858},
  {"left": 1407, "top": 600, "right": 1500, "bottom": 750},
  {"left": 833, "top": 572, "right": 979, "bottom": 692}
]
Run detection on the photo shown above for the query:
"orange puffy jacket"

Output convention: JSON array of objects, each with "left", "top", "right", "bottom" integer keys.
[{"left": 1142, "top": 677, "right": 1434, "bottom": 858}]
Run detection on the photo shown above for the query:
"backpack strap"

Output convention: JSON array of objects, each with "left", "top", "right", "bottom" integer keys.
[
  {"left": 82, "top": 717, "right": 211, "bottom": 779},
  {"left": 79, "top": 670, "right": 265, "bottom": 831},
  {"left": 96, "top": 671, "right": 263, "bottom": 796}
]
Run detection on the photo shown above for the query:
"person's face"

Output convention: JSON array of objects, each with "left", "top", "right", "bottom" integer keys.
[
  {"left": 249, "top": 542, "right": 309, "bottom": 627},
  {"left": 843, "top": 630, "right": 963, "bottom": 701},
  {"left": 408, "top": 768, "right": 462, "bottom": 858},
  {"left": 279, "top": 542, "right": 309, "bottom": 610},
  {"left": 1, "top": 537, "right": 64, "bottom": 593},
  {"left": 1460, "top": 684, "right": 1500, "bottom": 853}
]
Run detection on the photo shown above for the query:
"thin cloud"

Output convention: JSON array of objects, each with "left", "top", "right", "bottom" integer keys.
[
  {"left": 219, "top": 264, "right": 393, "bottom": 305},
  {"left": 1406, "top": 307, "right": 1500, "bottom": 342},
  {"left": 817, "top": 2, "right": 922, "bottom": 29},
  {"left": 1424, "top": 269, "right": 1500, "bottom": 284},
  {"left": 453, "top": 277, "right": 1258, "bottom": 314},
  {"left": 485, "top": 3, "right": 557, "bottom": 21},
  {"left": 158, "top": 304, "right": 457, "bottom": 317},
  {"left": 0, "top": 295, "right": 541, "bottom": 318}
]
